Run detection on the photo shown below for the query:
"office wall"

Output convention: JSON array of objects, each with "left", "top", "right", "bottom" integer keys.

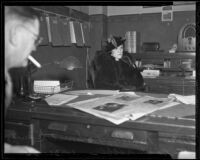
[
  {"left": 68, "top": 6, "right": 89, "bottom": 15},
  {"left": 107, "top": 10, "right": 195, "bottom": 52},
  {"left": 107, "top": 5, "right": 195, "bottom": 15},
  {"left": 89, "top": 14, "right": 107, "bottom": 60}
]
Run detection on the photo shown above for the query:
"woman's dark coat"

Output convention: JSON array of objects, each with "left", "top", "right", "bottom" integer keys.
[{"left": 93, "top": 51, "right": 144, "bottom": 91}]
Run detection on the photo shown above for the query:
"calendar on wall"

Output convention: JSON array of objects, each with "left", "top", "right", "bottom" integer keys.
[{"left": 161, "top": 6, "right": 173, "bottom": 22}]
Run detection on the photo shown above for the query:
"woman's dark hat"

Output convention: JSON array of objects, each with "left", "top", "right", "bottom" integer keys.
[{"left": 105, "top": 36, "right": 126, "bottom": 52}]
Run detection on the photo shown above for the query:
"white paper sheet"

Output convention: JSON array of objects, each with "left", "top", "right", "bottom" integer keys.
[
  {"left": 64, "top": 90, "right": 120, "bottom": 95},
  {"left": 45, "top": 94, "right": 78, "bottom": 106},
  {"left": 168, "top": 94, "right": 195, "bottom": 105}
]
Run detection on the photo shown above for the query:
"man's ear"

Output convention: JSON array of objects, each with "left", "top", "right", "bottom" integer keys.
[{"left": 9, "top": 24, "right": 23, "bottom": 47}]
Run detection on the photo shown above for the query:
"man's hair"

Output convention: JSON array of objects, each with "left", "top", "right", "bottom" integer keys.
[{"left": 5, "top": 6, "right": 40, "bottom": 22}]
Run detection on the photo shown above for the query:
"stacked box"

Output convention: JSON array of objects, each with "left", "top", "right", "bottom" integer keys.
[{"left": 125, "top": 31, "right": 141, "bottom": 53}]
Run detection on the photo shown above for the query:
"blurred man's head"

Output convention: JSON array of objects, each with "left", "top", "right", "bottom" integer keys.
[{"left": 5, "top": 6, "right": 41, "bottom": 70}]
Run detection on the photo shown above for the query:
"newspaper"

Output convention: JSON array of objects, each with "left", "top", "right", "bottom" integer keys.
[{"left": 68, "top": 93, "right": 179, "bottom": 125}]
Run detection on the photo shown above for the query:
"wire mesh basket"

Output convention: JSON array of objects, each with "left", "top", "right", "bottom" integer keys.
[{"left": 33, "top": 80, "right": 73, "bottom": 95}]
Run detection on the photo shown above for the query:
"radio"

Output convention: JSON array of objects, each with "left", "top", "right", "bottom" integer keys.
[{"left": 178, "top": 23, "right": 196, "bottom": 52}]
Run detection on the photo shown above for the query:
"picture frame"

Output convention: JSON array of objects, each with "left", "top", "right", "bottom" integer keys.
[{"left": 162, "top": 10, "right": 173, "bottom": 21}]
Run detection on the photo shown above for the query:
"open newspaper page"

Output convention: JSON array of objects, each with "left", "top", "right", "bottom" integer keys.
[{"left": 67, "top": 93, "right": 179, "bottom": 125}]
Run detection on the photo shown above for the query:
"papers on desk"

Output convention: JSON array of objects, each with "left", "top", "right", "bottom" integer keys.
[
  {"left": 33, "top": 80, "right": 60, "bottom": 94},
  {"left": 168, "top": 94, "right": 195, "bottom": 105},
  {"left": 68, "top": 93, "right": 179, "bottom": 125},
  {"left": 64, "top": 90, "right": 120, "bottom": 95},
  {"left": 45, "top": 94, "right": 78, "bottom": 106}
]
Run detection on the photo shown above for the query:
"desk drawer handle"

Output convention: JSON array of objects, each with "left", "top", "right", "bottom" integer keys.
[
  {"left": 111, "top": 130, "right": 134, "bottom": 140},
  {"left": 48, "top": 123, "right": 68, "bottom": 132}
]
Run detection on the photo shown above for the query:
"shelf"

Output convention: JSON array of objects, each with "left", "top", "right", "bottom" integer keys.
[
  {"left": 131, "top": 52, "right": 195, "bottom": 59},
  {"left": 144, "top": 76, "right": 195, "bottom": 81},
  {"left": 160, "top": 68, "right": 194, "bottom": 72}
]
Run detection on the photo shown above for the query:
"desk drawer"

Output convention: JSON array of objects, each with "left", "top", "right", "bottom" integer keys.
[
  {"left": 5, "top": 121, "right": 31, "bottom": 145},
  {"left": 39, "top": 120, "right": 148, "bottom": 150}
]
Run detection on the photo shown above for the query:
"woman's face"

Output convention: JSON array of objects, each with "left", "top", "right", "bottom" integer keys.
[{"left": 111, "top": 45, "right": 123, "bottom": 61}]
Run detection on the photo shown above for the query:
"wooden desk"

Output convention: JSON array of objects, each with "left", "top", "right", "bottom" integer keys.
[{"left": 5, "top": 92, "right": 195, "bottom": 158}]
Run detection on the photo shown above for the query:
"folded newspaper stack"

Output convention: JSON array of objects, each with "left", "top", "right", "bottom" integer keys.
[
  {"left": 67, "top": 93, "right": 179, "bottom": 125},
  {"left": 33, "top": 80, "right": 60, "bottom": 94}
]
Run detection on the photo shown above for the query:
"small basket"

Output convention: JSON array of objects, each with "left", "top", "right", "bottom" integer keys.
[
  {"left": 60, "top": 80, "right": 73, "bottom": 92},
  {"left": 33, "top": 80, "right": 73, "bottom": 95}
]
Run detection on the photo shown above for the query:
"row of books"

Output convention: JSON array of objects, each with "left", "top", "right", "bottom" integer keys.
[{"left": 39, "top": 14, "right": 90, "bottom": 47}]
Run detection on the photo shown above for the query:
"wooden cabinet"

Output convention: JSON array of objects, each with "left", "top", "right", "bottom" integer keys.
[
  {"left": 144, "top": 77, "right": 195, "bottom": 95},
  {"left": 5, "top": 122, "right": 32, "bottom": 146},
  {"left": 4, "top": 99, "right": 33, "bottom": 146},
  {"left": 131, "top": 52, "right": 195, "bottom": 69},
  {"left": 131, "top": 52, "right": 195, "bottom": 95}
]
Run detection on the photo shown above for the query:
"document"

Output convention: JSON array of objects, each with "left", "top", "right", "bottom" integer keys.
[
  {"left": 68, "top": 93, "right": 179, "bottom": 125},
  {"left": 45, "top": 94, "right": 78, "bottom": 106},
  {"left": 64, "top": 90, "right": 120, "bottom": 95},
  {"left": 168, "top": 94, "right": 195, "bottom": 105}
]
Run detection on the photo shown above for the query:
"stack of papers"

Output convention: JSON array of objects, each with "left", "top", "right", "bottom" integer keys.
[
  {"left": 168, "top": 94, "right": 195, "bottom": 105},
  {"left": 34, "top": 80, "right": 60, "bottom": 94},
  {"left": 68, "top": 93, "right": 179, "bottom": 125},
  {"left": 45, "top": 94, "right": 78, "bottom": 106},
  {"left": 65, "top": 90, "right": 120, "bottom": 95}
]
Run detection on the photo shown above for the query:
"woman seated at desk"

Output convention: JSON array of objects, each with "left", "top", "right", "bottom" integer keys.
[{"left": 92, "top": 36, "right": 144, "bottom": 91}]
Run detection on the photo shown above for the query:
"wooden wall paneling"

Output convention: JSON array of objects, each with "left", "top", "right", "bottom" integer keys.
[{"left": 89, "top": 15, "right": 108, "bottom": 61}]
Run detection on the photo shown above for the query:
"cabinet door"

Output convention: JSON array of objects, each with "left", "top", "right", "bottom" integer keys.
[
  {"left": 5, "top": 121, "right": 32, "bottom": 146},
  {"left": 144, "top": 78, "right": 195, "bottom": 95},
  {"left": 144, "top": 78, "right": 182, "bottom": 94}
]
